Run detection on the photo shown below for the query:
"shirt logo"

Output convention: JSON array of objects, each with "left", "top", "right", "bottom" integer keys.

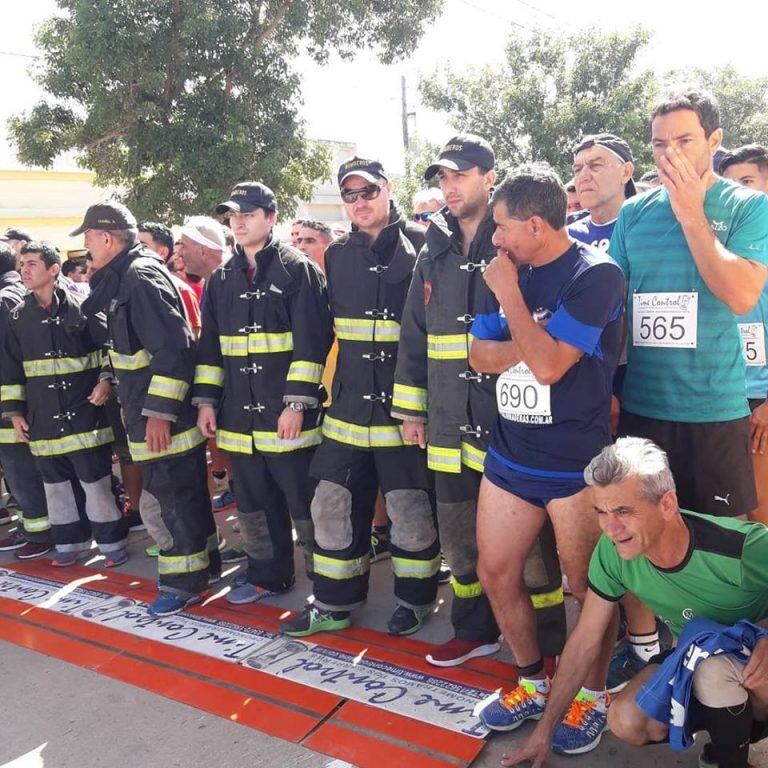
[
  {"left": 710, "top": 220, "right": 728, "bottom": 233},
  {"left": 532, "top": 307, "right": 552, "bottom": 326},
  {"left": 682, "top": 608, "right": 695, "bottom": 621},
  {"left": 714, "top": 493, "right": 730, "bottom": 506}
]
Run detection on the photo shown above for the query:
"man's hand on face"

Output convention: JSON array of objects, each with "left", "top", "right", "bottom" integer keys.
[
  {"left": 483, "top": 250, "right": 520, "bottom": 300},
  {"left": 658, "top": 146, "right": 708, "bottom": 227}
]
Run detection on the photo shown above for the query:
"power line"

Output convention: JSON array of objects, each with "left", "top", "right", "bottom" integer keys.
[
  {"left": 453, "top": 0, "right": 532, "bottom": 30},
  {"left": 507, "top": 0, "right": 558, "bottom": 21},
  {"left": 0, "top": 50, "right": 38, "bottom": 59}
]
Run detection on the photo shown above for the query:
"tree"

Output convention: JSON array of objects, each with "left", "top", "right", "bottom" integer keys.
[
  {"left": 9, "top": 0, "right": 443, "bottom": 221},
  {"left": 392, "top": 138, "right": 441, "bottom": 214},
  {"left": 419, "top": 27, "right": 658, "bottom": 181}
]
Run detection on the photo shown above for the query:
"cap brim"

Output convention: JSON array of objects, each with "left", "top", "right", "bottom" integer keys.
[
  {"left": 69, "top": 223, "right": 87, "bottom": 237},
  {"left": 338, "top": 170, "right": 381, "bottom": 186},
  {"left": 625, "top": 178, "right": 637, "bottom": 198},
  {"left": 424, "top": 158, "right": 475, "bottom": 181}
]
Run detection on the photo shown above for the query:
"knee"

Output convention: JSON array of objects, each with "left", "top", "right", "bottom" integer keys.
[
  {"left": 385, "top": 489, "right": 437, "bottom": 552},
  {"left": 477, "top": 553, "right": 524, "bottom": 597},
  {"left": 311, "top": 480, "right": 352, "bottom": 551},
  {"left": 608, "top": 698, "right": 663, "bottom": 746},
  {"left": 692, "top": 656, "right": 748, "bottom": 708}
]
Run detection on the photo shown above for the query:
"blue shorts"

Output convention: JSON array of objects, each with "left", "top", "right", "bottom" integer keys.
[{"left": 484, "top": 449, "right": 586, "bottom": 508}]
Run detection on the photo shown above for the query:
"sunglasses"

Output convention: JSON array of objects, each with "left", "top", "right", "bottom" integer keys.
[
  {"left": 341, "top": 183, "right": 383, "bottom": 204},
  {"left": 412, "top": 212, "right": 432, "bottom": 222}
]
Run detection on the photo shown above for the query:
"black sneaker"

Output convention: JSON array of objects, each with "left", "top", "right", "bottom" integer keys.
[
  {"left": 387, "top": 604, "right": 431, "bottom": 636},
  {"left": 370, "top": 533, "right": 390, "bottom": 562},
  {"left": 281, "top": 605, "right": 351, "bottom": 637}
]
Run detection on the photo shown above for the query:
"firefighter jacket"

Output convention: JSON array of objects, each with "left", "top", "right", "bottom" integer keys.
[
  {"left": 1, "top": 281, "right": 114, "bottom": 458},
  {"left": 192, "top": 236, "right": 333, "bottom": 456},
  {"left": 0, "top": 271, "right": 28, "bottom": 446},
  {"left": 392, "top": 209, "right": 499, "bottom": 474},
  {"left": 323, "top": 206, "right": 424, "bottom": 448},
  {"left": 81, "top": 242, "right": 203, "bottom": 463}
]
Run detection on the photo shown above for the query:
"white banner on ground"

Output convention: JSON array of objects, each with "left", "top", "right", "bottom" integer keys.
[{"left": 0, "top": 569, "right": 490, "bottom": 738}]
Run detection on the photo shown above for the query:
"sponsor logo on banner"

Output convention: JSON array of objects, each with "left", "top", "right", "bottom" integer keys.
[{"left": 0, "top": 570, "right": 490, "bottom": 738}]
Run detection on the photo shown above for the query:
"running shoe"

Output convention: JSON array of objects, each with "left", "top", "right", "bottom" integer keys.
[
  {"left": 15, "top": 541, "right": 53, "bottom": 560},
  {"left": 438, "top": 556, "right": 451, "bottom": 585},
  {"left": 281, "top": 605, "right": 351, "bottom": 637},
  {"left": 104, "top": 549, "right": 128, "bottom": 568},
  {"left": 387, "top": 604, "right": 431, "bottom": 636},
  {"left": 0, "top": 506, "right": 12, "bottom": 525},
  {"left": 425, "top": 637, "right": 501, "bottom": 667},
  {"left": 607, "top": 643, "right": 648, "bottom": 693},
  {"left": 226, "top": 580, "right": 292, "bottom": 605},
  {"left": 213, "top": 490, "right": 237, "bottom": 513},
  {"left": 148, "top": 592, "right": 202, "bottom": 617},
  {"left": 478, "top": 680, "right": 548, "bottom": 731},
  {"left": 0, "top": 530, "right": 26, "bottom": 551},
  {"left": 220, "top": 544, "right": 247, "bottom": 563},
  {"left": 552, "top": 690, "right": 609, "bottom": 755},
  {"left": 51, "top": 551, "right": 79, "bottom": 567},
  {"left": 145, "top": 543, "right": 159, "bottom": 557},
  {"left": 370, "top": 532, "right": 390, "bottom": 562}
]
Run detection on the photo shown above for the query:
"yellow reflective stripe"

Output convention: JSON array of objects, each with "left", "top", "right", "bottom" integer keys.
[
  {"left": 158, "top": 549, "right": 209, "bottom": 575},
  {"left": 461, "top": 441, "right": 486, "bottom": 473},
  {"left": 427, "top": 333, "right": 469, "bottom": 360},
  {"left": 531, "top": 586, "right": 565, "bottom": 609},
  {"left": 110, "top": 348, "right": 152, "bottom": 371},
  {"left": 219, "top": 333, "right": 294, "bottom": 357},
  {"left": 193, "top": 365, "right": 224, "bottom": 387},
  {"left": 23, "top": 516, "right": 50, "bottom": 533},
  {"left": 147, "top": 375, "right": 189, "bottom": 402},
  {"left": 391, "top": 383, "right": 427, "bottom": 412},
  {"left": 427, "top": 444, "right": 462, "bottom": 473},
  {"left": 252, "top": 427, "right": 322, "bottom": 453},
  {"left": 391, "top": 553, "right": 441, "bottom": 579},
  {"left": 451, "top": 577, "right": 484, "bottom": 599},
  {"left": 23, "top": 352, "right": 102, "bottom": 378},
  {"left": 0, "top": 427, "right": 20, "bottom": 444},
  {"left": 334, "top": 318, "right": 401, "bottom": 343},
  {"left": 286, "top": 360, "right": 323, "bottom": 384},
  {"left": 313, "top": 553, "right": 370, "bottom": 580},
  {"left": 1, "top": 384, "right": 25, "bottom": 401},
  {"left": 216, "top": 429, "right": 253, "bottom": 455},
  {"left": 322, "top": 416, "right": 404, "bottom": 449},
  {"left": 128, "top": 426, "right": 205, "bottom": 462},
  {"left": 29, "top": 427, "right": 115, "bottom": 457}
]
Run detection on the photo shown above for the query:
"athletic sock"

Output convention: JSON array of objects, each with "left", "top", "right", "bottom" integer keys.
[
  {"left": 578, "top": 687, "right": 609, "bottom": 711},
  {"left": 696, "top": 700, "right": 753, "bottom": 768},
  {"left": 628, "top": 631, "right": 660, "bottom": 662},
  {"left": 520, "top": 676, "right": 550, "bottom": 696}
]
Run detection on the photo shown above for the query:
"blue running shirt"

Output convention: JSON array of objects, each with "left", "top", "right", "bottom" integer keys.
[
  {"left": 471, "top": 242, "right": 625, "bottom": 476},
  {"left": 567, "top": 216, "right": 616, "bottom": 252}
]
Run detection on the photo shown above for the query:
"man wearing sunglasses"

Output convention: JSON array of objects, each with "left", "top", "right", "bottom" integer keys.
[
  {"left": 281, "top": 157, "right": 437, "bottom": 638},
  {"left": 411, "top": 188, "right": 446, "bottom": 229},
  {"left": 392, "top": 135, "right": 566, "bottom": 668}
]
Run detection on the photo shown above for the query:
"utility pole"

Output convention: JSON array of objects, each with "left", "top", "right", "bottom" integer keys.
[{"left": 401, "top": 75, "right": 410, "bottom": 152}]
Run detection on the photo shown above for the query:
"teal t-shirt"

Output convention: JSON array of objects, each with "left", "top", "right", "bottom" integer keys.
[
  {"left": 739, "top": 286, "right": 768, "bottom": 400},
  {"left": 587, "top": 511, "right": 768, "bottom": 638},
  {"left": 609, "top": 179, "right": 768, "bottom": 422}
]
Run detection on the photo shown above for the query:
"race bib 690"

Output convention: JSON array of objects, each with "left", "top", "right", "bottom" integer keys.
[{"left": 496, "top": 363, "right": 552, "bottom": 424}]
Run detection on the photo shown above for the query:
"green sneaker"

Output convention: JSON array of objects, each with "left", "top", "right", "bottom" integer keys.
[
  {"left": 280, "top": 605, "right": 351, "bottom": 637},
  {"left": 145, "top": 544, "right": 159, "bottom": 557}
]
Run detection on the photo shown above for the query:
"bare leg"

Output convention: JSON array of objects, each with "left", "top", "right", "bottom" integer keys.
[
  {"left": 607, "top": 664, "right": 669, "bottom": 745},
  {"left": 749, "top": 449, "right": 768, "bottom": 524}
]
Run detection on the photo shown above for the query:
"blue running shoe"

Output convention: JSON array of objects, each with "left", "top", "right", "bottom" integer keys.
[
  {"left": 552, "top": 690, "right": 609, "bottom": 755},
  {"left": 478, "top": 680, "right": 548, "bottom": 731},
  {"left": 213, "top": 490, "right": 236, "bottom": 512},
  {"left": 148, "top": 592, "right": 202, "bottom": 617},
  {"left": 226, "top": 580, "right": 292, "bottom": 605},
  {"left": 607, "top": 643, "right": 647, "bottom": 693}
]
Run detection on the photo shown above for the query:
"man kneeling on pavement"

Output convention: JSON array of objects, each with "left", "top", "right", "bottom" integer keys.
[{"left": 495, "top": 438, "right": 768, "bottom": 768}]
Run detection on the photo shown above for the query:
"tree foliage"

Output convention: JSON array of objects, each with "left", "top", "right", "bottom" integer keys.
[
  {"left": 420, "top": 27, "right": 657, "bottom": 182},
  {"left": 9, "top": 0, "right": 443, "bottom": 221},
  {"left": 393, "top": 138, "right": 441, "bottom": 214}
]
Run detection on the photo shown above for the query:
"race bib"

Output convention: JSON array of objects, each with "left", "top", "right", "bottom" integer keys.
[
  {"left": 632, "top": 292, "right": 698, "bottom": 349},
  {"left": 496, "top": 363, "right": 552, "bottom": 424},
  {"left": 739, "top": 323, "right": 766, "bottom": 367}
]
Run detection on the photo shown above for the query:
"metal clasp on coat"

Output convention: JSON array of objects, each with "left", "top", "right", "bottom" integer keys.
[
  {"left": 459, "top": 424, "right": 482, "bottom": 438},
  {"left": 456, "top": 314, "right": 474, "bottom": 325},
  {"left": 41, "top": 316, "right": 63, "bottom": 325},
  {"left": 364, "top": 309, "right": 390, "bottom": 320},
  {"left": 243, "top": 403, "right": 265, "bottom": 412},
  {"left": 240, "top": 290, "right": 266, "bottom": 300},
  {"left": 47, "top": 381, "right": 71, "bottom": 390},
  {"left": 44, "top": 350, "right": 65, "bottom": 358},
  {"left": 459, "top": 260, "right": 489, "bottom": 272},
  {"left": 52, "top": 411, "right": 76, "bottom": 421},
  {"left": 368, "top": 264, "right": 388, "bottom": 274},
  {"left": 458, "top": 370, "right": 482, "bottom": 382},
  {"left": 361, "top": 351, "right": 387, "bottom": 362},
  {"left": 238, "top": 324, "right": 263, "bottom": 333},
  {"left": 239, "top": 364, "right": 263, "bottom": 374},
  {"left": 363, "top": 392, "right": 387, "bottom": 402}
]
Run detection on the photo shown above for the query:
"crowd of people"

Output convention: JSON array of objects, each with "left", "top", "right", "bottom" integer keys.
[{"left": 2, "top": 86, "right": 768, "bottom": 766}]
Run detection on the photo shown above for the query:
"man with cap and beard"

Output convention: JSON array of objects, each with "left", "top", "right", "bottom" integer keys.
[
  {"left": 392, "top": 135, "right": 566, "bottom": 668},
  {"left": 193, "top": 182, "right": 333, "bottom": 606},
  {"left": 74, "top": 200, "right": 219, "bottom": 616},
  {"left": 280, "top": 158, "right": 437, "bottom": 638}
]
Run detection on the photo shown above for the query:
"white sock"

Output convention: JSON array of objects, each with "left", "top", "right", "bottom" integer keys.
[
  {"left": 579, "top": 687, "right": 609, "bottom": 711},
  {"left": 520, "top": 676, "right": 550, "bottom": 695},
  {"left": 629, "top": 631, "right": 660, "bottom": 662}
]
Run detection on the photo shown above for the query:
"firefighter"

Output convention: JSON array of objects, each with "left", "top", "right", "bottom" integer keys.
[
  {"left": 75, "top": 201, "right": 218, "bottom": 617},
  {"left": 280, "top": 158, "right": 437, "bottom": 638},
  {"left": 2, "top": 241, "right": 127, "bottom": 565},
  {"left": 0, "top": 242, "right": 53, "bottom": 559},
  {"left": 392, "top": 136, "right": 566, "bottom": 667},
  {"left": 194, "top": 182, "right": 333, "bottom": 605}
]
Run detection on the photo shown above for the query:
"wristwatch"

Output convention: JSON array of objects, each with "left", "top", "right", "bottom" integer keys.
[{"left": 287, "top": 401, "right": 307, "bottom": 412}]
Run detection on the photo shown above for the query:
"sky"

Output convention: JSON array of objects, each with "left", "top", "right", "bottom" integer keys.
[{"left": 2, "top": 0, "right": 768, "bottom": 173}]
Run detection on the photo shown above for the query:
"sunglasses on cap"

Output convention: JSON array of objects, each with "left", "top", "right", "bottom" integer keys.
[
  {"left": 412, "top": 211, "right": 432, "bottom": 222},
  {"left": 340, "top": 183, "right": 384, "bottom": 204}
]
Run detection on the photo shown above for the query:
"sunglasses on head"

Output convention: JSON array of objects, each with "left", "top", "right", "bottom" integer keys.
[
  {"left": 412, "top": 212, "right": 431, "bottom": 222},
  {"left": 340, "top": 183, "right": 383, "bottom": 204}
]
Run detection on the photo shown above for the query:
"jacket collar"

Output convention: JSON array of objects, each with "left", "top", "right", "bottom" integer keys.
[
  {"left": 424, "top": 206, "right": 495, "bottom": 262},
  {"left": 228, "top": 234, "right": 294, "bottom": 292},
  {"left": 0, "top": 270, "right": 22, "bottom": 291}
]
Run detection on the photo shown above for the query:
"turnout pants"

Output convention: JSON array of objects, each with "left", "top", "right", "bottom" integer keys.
[
  {"left": 0, "top": 442, "right": 51, "bottom": 543},
  {"left": 35, "top": 444, "right": 127, "bottom": 553},
  {"left": 310, "top": 439, "right": 440, "bottom": 612},
  {"left": 436, "top": 465, "right": 566, "bottom": 656},
  {"left": 140, "top": 446, "right": 217, "bottom": 598},
  {"left": 228, "top": 448, "right": 316, "bottom": 592}
]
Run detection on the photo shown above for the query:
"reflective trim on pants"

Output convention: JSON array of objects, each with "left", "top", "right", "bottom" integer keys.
[{"left": 313, "top": 552, "right": 370, "bottom": 580}]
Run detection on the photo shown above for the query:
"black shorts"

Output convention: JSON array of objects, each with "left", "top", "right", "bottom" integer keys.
[{"left": 617, "top": 411, "right": 756, "bottom": 518}]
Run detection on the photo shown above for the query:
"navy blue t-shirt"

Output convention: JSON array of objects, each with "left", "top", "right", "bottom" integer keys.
[
  {"left": 471, "top": 241, "right": 625, "bottom": 477},
  {"left": 567, "top": 216, "right": 616, "bottom": 252}
]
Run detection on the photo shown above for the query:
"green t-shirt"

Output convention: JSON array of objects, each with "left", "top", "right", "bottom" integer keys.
[
  {"left": 609, "top": 179, "right": 768, "bottom": 422},
  {"left": 587, "top": 511, "right": 768, "bottom": 637}
]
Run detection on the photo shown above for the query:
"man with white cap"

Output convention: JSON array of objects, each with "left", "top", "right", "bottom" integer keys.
[{"left": 177, "top": 216, "right": 230, "bottom": 284}]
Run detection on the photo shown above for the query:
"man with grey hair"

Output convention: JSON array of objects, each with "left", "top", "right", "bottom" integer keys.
[
  {"left": 411, "top": 187, "right": 445, "bottom": 228},
  {"left": 177, "top": 215, "right": 230, "bottom": 282},
  {"left": 76, "top": 201, "right": 219, "bottom": 616},
  {"left": 504, "top": 437, "right": 768, "bottom": 768}
]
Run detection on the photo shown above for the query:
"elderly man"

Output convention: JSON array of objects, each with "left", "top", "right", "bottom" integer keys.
[
  {"left": 177, "top": 216, "right": 230, "bottom": 283},
  {"left": 504, "top": 437, "right": 768, "bottom": 768}
]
